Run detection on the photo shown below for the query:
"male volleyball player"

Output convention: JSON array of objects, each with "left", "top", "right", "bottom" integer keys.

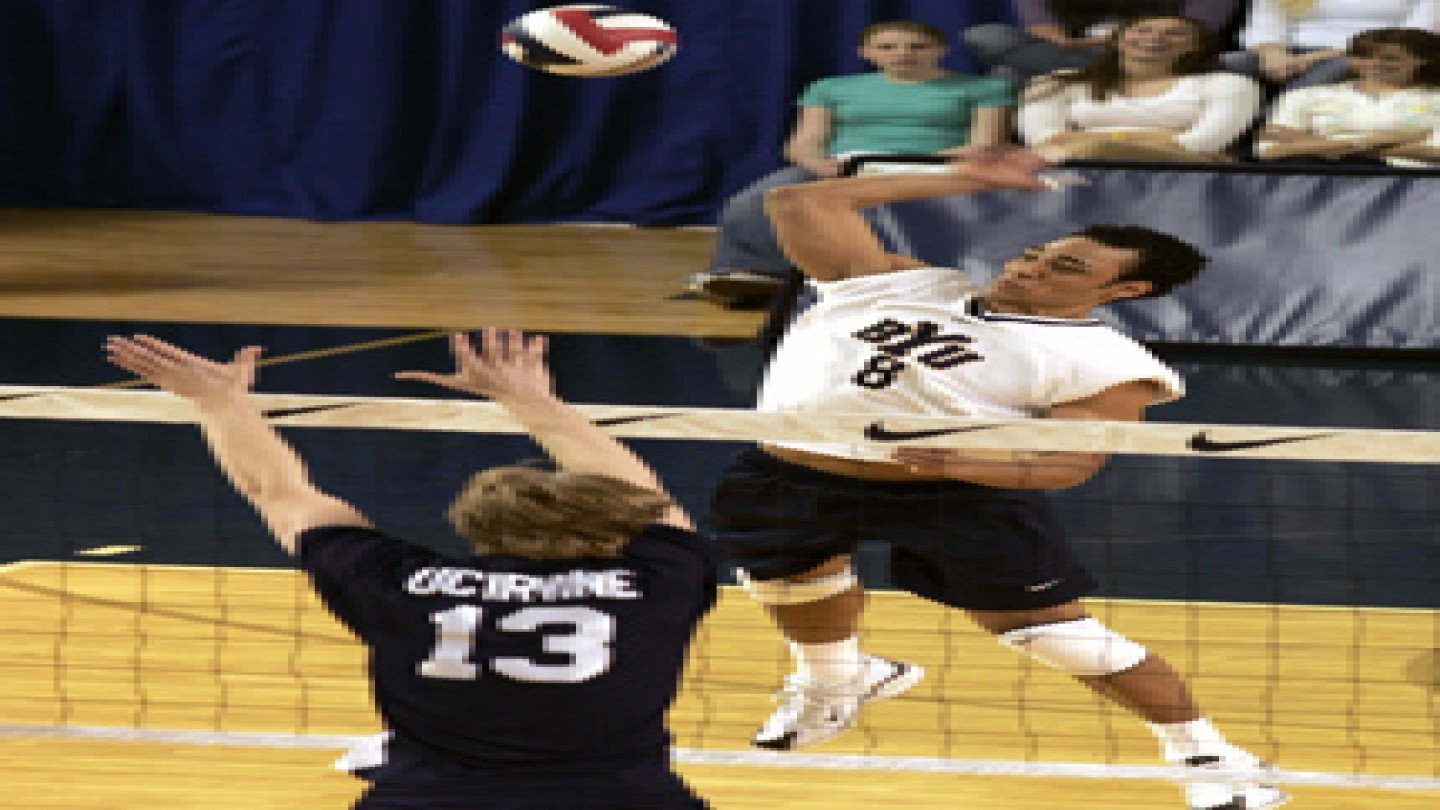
[
  {"left": 105, "top": 328, "right": 718, "bottom": 810},
  {"left": 708, "top": 146, "right": 1288, "bottom": 810}
]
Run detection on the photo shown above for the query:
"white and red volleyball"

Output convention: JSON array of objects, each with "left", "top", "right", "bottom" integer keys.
[{"left": 501, "top": 5, "right": 679, "bottom": 78}]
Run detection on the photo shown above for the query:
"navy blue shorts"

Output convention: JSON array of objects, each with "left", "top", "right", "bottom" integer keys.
[
  {"left": 709, "top": 448, "right": 1096, "bottom": 611},
  {"left": 350, "top": 741, "right": 706, "bottom": 810},
  {"left": 355, "top": 785, "right": 704, "bottom": 810}
]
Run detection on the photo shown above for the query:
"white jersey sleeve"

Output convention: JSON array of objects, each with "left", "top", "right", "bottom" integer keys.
[{"left": 1028, "top": 326, "right": 1184, "bottom": 408}]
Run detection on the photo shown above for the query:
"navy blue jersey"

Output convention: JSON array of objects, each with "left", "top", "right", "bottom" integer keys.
[{"left": 299, "top": 523, "right": 723, "bottom": 777}]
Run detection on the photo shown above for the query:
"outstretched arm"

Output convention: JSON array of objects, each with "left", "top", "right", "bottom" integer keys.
[
  {"left": 104, "top": 336, "right": 368, "bottom": 555},
  {"left": 396, "top": 329, "right": 692, "bottom": 530},
  {"left": 763, "top": 146, "right": 1055, "bottom": 282}
]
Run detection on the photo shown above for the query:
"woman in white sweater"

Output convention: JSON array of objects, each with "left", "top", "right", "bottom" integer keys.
[
  {"left": 1226, "top": 0, "right": 1437, "bottom": 89},
  {"left": 1256, "top": 27, "right": 1440, "bottom": 166},
  {"left": 1019, "top": 15, "right": 1262, "bottom": 162}
]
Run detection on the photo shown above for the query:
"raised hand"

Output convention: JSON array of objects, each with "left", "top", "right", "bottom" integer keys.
[
  {"left": 395, "top": 328, "right": 555, "bottom": 403},
  {"left": 105, "top": 335, "right": 262, "bottom": 406}
]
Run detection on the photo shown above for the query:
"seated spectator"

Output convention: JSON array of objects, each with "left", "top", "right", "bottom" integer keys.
[
  {"left": 1224, "top": 0, "right": 1437, "bottom": 91},
  {"left": 964, "top": 1, "right": 1240, "bottom": 87},
  {"left": 1019, "top": 15, "right": 1262, "bottom": 162},
  {"left": 687, "top": 20, "right": 1013, "bottom": 309},
  {"left": 1256, "top": 28, "right": 1440, "bottom": 167}
]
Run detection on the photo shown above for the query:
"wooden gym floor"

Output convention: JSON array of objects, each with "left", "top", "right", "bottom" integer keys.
[
  {"left": 0, "top": 208, "right": 756, "bottom": 337},
  {"left": 0, "top": 208, "right": 1434, "bottom": 808}
]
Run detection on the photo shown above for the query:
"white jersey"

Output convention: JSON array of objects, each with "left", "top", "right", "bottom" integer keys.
[{"left": 757, "top": 267, "right": 1184, "bottom": 460}]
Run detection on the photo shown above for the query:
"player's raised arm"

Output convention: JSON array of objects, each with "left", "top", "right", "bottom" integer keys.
[
  {"left": 763, "top": 145, "right": 1056, "bottom": 282},
  {"left": 103, "top": 335, "right": 369, "bottom": 554},
  {"left": 396, "top": 329, "right": 692, "bottom": 530}
]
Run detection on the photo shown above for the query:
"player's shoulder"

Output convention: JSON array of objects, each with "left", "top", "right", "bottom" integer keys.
[
  {"left": 625, "top": 523, "right": 726, "bottom": 569},
  {"left": 998, "top": 313, "right": 1168, "bottom": 362},
  {"left": 817, "top": 265, "right": 974, "bottom": 301},
  {"left": 297, "top": 522, "right": 392, "bottom": 554},
  {"left": 1019, "top": 322, "right": 1184, "bottom": 404},
  {"left": 1051, "top": 324, "right": 1180, "bottom": 377},
  {"left": 297, "top": 523, "right": 435, "bottom": 580},
  {"left": 1086, "top": 328, "right": 1172, "bottom": 369},
  {"left": 1033, "top": 318, "right": 1157, "bottom": 355}
]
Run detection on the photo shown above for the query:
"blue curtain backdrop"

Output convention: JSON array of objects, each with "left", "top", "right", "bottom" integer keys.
[{"left": 0, "top": 0, "right": 1015, "bottom": 224}]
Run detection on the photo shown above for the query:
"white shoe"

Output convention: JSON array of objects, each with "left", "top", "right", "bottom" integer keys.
[
  {"left": 751, "top": 654, "right": 924, "bottom": 751},
  {"left": 1182, "top": 747, "right": 1290, "bottom": 809}
]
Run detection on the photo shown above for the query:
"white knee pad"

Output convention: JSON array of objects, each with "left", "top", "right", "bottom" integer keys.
[
  {"left": 736, "top": 566, "right": 857, "bottom": 606},
  {"left": 998, "top": 617, "right": 1148, "bottom": 677}
]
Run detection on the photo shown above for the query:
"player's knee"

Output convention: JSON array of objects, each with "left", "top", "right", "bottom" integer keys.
[
  {"left": 997, "top": 617, "right": 1148, "bottom": 677},
  {"left": 736, "top": 565, "right": 857, "bottom": 606}
]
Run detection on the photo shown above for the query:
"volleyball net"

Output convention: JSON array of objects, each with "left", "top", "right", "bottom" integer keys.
[{"left": 0, "top": 385, "right": 1435, "bottom": 793}]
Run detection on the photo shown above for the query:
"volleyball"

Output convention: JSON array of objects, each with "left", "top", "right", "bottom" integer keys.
[{"left": 500, "top": 5, "right": 679, "bottom": 78}]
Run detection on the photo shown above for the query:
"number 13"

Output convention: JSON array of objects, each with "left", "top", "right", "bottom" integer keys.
[{"left": 419, "top": 605, "right": 615, "bottom": 683}]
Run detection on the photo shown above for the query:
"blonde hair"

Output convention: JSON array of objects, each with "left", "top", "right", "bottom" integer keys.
[
  {"left": 1274, "top": 0, "right": 1320, "bottom": 17},
  {"left": 447, "top": 466, "right": 673, "bottom": 560}
]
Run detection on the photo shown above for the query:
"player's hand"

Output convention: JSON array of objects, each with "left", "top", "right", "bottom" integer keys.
[
  {"left": 395, "top": 328, "right": 556, "bottom": 403},
  {"left": 105, "top": 335, "right": 261, "bottom": 407}
]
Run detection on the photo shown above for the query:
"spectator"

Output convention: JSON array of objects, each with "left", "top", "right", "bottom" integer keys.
[
  {"left": 1256, "top": 28, "right": 1440, "bottom": 166},
  {"left": 1224, "top": 0, "right": 1437, "bottom": 90},
  {"left": 964, "top": 1, "right": 1241, "bottom": 87},
  {"left": 686, "top": 20, "right": 1014, "bottom": 309},
  {"left": 1019, "top": 15, "right": 1262, "bottom": 162}
]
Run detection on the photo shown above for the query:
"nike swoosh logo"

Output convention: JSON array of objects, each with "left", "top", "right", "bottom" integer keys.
[
  {"left": 1187, "top": 431, "right": 1334, "bottom": 453},
  {"left": 262, "top": 403, "right": 359, "bottom": 419},
  {"left": 1025, "top": 579, "right": 1063, "bottom": 592},
  {"left": 592, "top": 414, "right": 676, "bottom": 427},
  {"left": 863, "top": 423, "right": 995, "bottom": 442}
]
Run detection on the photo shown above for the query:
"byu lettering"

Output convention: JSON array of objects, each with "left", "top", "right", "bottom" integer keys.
[{"left": 851, "top": 318, "right": 983, "bottom": 389}]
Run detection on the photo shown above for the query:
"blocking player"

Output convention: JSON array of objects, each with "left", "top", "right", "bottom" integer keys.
[
  {"left": 707, "top": 146, "right": 1288, "bottom": 810},
  {"left": 105, "top": 328, "right": 719, "bottom": 810}
]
